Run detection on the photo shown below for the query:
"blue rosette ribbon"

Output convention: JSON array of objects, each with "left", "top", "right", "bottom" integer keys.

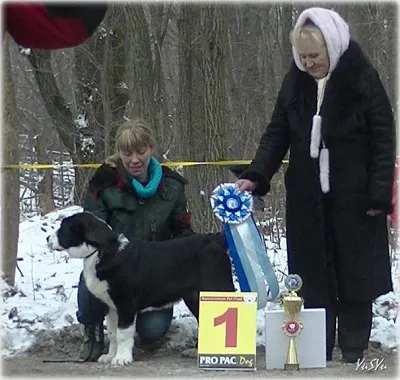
[{"left": 210, "top": 183, "right": 279, "bottom": 309}]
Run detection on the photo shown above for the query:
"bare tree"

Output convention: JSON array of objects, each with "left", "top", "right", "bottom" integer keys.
[
  {"left": 33, "top": 134, "right": 56, "bottom": 214},
  {"left": 177, "top": 4, "right": 205, "bottom": 231},
  {"left": 178, "top": 5, "right": 231, "bottom": 232},
  {"left": 2, "top": 36, "right": 20, "bottom": 285},
  {"left": 125, "top": 4, "right": 157, "bottom": 131},
  {"left": 9, "top": 3, "right": 396, "bottom": 245},
  {"left": 25, "top": 5, "right": 129, "bottom": 204}
]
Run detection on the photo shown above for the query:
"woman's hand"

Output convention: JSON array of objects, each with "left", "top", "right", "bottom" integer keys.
[
  {"left": 366, "top": 209, "right": 383, "bottom": 216},
  {"left": 235, "top": 179, "right": 257, "bottom": 193}
]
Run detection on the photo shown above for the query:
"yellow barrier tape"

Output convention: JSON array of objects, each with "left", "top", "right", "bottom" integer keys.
[{"left": 2, "top": 159, "right": 289, "bottom": 170}]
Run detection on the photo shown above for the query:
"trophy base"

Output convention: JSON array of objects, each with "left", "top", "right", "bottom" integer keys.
[{"left": 284, "top": 363, "right": 300, "bottom": 371}]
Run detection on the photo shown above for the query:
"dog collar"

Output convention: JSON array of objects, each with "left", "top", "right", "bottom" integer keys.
[{"left": 85, "top": 249, "right": 98, "bottom": 259}]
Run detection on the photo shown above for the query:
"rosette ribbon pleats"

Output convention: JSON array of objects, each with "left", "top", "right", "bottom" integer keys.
[{"left": 210, "top": 183, "right": 279, "bottom": 309}]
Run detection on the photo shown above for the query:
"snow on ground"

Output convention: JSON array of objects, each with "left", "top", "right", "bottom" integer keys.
[{"left": 1, "top": 206, "right": 399, "bottom": 357}]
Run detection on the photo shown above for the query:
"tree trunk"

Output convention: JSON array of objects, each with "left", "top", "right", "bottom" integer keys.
[
  {"left": 198, "top": 5, "right": 229, "bottom": 232},
  {"left": 126, "top": 4, "right": 157, "bottom": 133},
  {"left": 2, "top": 36, "right": 20, "bottom": 286},
  {"left": 177, "top": 5, "right": 203, "bottom": 231},
  {"left": 280, "top": 4, "right": 293, "bottom": 73},
  {"left": 148, "top": 3, "right": 173, "bottom": 151},
  {"left": 34, "top": 134, "right": 56, "bottom": 215},
  {"left": 27, "top": 51, "right": 78, "bottom": 158},
  {"left": 28, "top": 5, "right": 130, "bottom": 205}
]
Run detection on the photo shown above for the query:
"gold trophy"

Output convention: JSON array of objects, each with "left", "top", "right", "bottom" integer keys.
[{"left": 282, "top": 274, "right": 304, "bottom": 371}]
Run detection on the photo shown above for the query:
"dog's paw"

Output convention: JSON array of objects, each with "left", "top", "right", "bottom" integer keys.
[
  {"left": 111, "top": 354, "right": 133, "bottom": 366},
  {"left": 98, "top": 354, "right": 115, "bottom": 364}
]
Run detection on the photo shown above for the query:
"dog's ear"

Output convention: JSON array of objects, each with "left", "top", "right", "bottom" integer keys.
[
  {"left": 57, "top": 216, "right": 86, "bottom": 249},
  {"left": 60, "top": 215, "right": 85, "bottom": 237},
  {"left": 84, "top": 217, "right": 117, "bottom": 248},
  {"left": 69, "top": 220, "right": 85, "bottom": 238}
]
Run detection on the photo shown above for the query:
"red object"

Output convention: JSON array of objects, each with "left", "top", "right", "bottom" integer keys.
[
  {"left": 390, "top": 156, "right": 399, "bottom": 229},
  {"left": 116, "top": 168, "right": 125, "bottom": 190},
  {"left": 177, "top": 211, "right": 191, "bottom": 227},
  {"left": 284, "top": 320, "right": 300, "bottom": 336},
  {"left": 5, "top": 3, "right": 107, "bottom": 50},
  {"left": 91, "top": 190, "right": 99, "bottom": 200},
  {"left": 5, "top": 4, "right": 87, "bottom": 49}
]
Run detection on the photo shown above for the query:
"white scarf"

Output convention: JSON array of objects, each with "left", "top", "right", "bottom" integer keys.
[{"left": 312, "top": 76, "right": 330, "bottom": 193}]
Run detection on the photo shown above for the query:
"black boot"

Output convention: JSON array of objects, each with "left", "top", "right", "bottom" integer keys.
[
  {"left": 338, "top": 301, "right": 372, "bottom": 364},
  {"left": 342, "top": 349, "right": 363, "bottom": 363},
  {"left": 79, "top": 322, "right": 105, "bottom": 362},
  {"left": 136, "top": 337, "right": 163, "bottom": 352}
]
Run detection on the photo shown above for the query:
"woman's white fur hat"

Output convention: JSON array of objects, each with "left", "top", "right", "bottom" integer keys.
[
  {"left": 291, "top": 7, "right": 351, "bottom": 194},
  {"left": 292, "top": 7, "right": 350, "bottom": 73}
]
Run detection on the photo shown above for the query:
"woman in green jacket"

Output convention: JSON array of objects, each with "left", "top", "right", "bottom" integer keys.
[{"left": 77, "top": 119, "right": 194, "bottom": 361}]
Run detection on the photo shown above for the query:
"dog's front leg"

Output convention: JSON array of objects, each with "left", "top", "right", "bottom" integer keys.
[
  {"left": 98, "top": 308, "right": 118, "bottom": 364},
  {"left": 111, "top": 313, "right": 137, "bottom": 366}
]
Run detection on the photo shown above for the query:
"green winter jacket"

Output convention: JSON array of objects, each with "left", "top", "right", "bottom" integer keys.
[{"left": 84, "top": 159, "right": 194, "bottom": 242}]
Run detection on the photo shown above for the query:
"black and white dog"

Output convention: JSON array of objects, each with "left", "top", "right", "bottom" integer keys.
[{"left": 47, "top": 212, "right": 235, "bottom": 366}]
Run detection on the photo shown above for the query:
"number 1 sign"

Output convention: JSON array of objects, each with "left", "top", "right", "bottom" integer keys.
[{"left": 197, "top": 291, "right": 258, "bottom": 370}]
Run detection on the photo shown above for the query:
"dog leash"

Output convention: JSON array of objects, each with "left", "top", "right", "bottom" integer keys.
[
  {"left": 42, "top": 338, "right": 95, "bottom": 363},
  {"left": 42, "top": 358, "right": 87, "bottom": 363},
  {"left": 43, "top": 349, "right": 91, "bottom": 363},
  {"left": 43, "top": 285, "right": 101, "bottom": 364},
  {"left": 42, "top": 327, "right": 95, "bottom": 363}
]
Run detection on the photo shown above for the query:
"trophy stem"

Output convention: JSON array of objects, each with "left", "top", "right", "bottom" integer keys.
[{"left": 284, "top": 337, "right": 299, "bottom": 371}]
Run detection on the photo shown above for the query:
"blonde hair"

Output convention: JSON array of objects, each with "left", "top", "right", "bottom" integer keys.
[
  {"left": 105, "top": 119, "right": 156, "bottom": 166},
  {"left": 290, "top": 22, "right": 326, "bottom": 49}
]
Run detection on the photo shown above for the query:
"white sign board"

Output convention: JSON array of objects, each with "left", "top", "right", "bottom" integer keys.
[{"left": 265, "top": 308, "right": 326, "bottom": 369}]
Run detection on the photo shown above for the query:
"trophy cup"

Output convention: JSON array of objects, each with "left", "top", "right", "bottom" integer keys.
[{"left": 282, "top": 274, "right": 304, "bottom": 371}]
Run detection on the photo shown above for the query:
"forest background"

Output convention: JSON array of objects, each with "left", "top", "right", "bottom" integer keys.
[{"left": 2, "top": 2, "right": 398, "bottom": 285}]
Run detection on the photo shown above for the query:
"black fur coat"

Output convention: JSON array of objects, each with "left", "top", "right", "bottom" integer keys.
[{"left": 242, "top": 41, "right": 395, "bottom": 304}]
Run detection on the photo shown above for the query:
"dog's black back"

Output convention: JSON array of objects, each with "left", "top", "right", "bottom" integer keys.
[{"left": 101, "top": 233, "right": 235, "bottom": 319}]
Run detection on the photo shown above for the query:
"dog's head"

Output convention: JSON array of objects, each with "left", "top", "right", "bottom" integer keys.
[{"left": 47, "top": 212, "right": 116, "bottom": 258}]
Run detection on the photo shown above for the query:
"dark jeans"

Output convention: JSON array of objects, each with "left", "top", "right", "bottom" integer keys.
[{"left": 76, "top": 273, "right": 173, "bottom": 343}]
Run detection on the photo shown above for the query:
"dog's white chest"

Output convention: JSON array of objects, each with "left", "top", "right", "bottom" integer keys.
[{"left": 83, "top": 256, "right": 116, "bottom": 309}]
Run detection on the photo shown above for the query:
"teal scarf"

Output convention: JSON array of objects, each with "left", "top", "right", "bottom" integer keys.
[{"left": 131, "top": 157, "right": 162, "bottom": 198}]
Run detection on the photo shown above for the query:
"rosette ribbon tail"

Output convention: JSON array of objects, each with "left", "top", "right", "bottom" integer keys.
[{"left": 210, "top": 184, "right": 279, "bottom": 310}]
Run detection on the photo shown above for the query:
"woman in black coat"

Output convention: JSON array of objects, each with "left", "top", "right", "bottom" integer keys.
[{"left": 236, "top": 7, "right": 396, "bottom": 363}]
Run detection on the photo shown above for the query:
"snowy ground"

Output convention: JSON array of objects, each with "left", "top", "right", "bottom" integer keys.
[{"left": 1, "top": 206, "right": 399, "bottom": 357}]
